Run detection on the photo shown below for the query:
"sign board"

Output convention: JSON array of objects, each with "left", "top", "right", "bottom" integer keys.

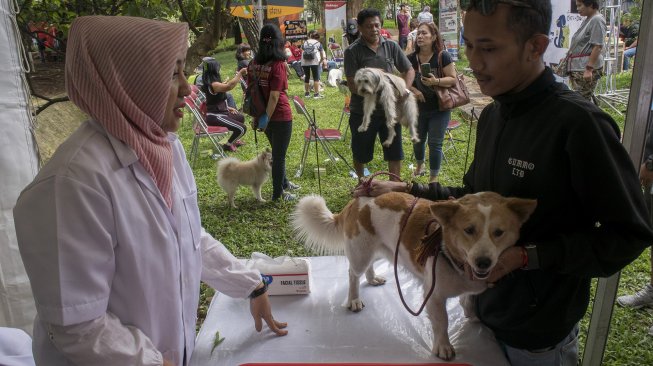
[
  {"left": 284, "top": 19, "right": 307, "bottom": 41},
  {"left": 325, "top": 1, "right": 346, "bottom": 31}
]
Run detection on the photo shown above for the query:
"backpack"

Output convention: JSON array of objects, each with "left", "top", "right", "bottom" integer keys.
[
  {"left": 243, "top": 66, "right": 266, "bottom": 119},
  {"left": 302, "top": 41, "right": 316, "bottom": 60}
]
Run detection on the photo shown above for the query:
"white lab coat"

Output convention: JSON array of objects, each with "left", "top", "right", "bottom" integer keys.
[{"left": 14, "top": 120, "right": 261, "bottom": 365}]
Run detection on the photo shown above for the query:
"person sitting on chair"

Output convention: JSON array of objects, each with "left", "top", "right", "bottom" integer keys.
[{"left": 201, "top": 59, "right": 248, "bottom": 152}]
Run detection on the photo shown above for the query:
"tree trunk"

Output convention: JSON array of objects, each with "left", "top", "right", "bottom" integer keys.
[
  {"left": 185, "top": 30, "right": 216, "bottom": 76},
  {"left": 347, "top": 0, "right": 364, "bottom": 20},
  {"left": 183, "top": 0, "right": 236, "bottom": 75},
  {"left": 241, "top": 17, "right": 260, "bottom": 54}
]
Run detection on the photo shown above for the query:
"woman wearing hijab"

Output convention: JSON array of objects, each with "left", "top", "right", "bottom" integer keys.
[
  {"left": 247, "top": 24, "right": 299, "bottom": 201},
  {"left": 201, "top": 59, "right": 248, "bottom": 152},
  {"left": 13, "top": 16, "right": 287, "bottom": 366}
]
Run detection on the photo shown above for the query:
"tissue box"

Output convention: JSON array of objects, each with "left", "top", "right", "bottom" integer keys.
[{"left": 248, "top": 253, "right": 311, "bottom": 296}]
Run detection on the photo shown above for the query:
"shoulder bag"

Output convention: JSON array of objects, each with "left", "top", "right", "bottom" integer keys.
[
  {"left": 434, "top": 51, "right": 470, "bottom": 111},
  {"left": 243, "top": 65, "right": 267, "bottom": 119}
]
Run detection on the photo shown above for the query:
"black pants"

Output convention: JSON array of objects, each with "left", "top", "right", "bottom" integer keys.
[
  {"left": 206, "top": 112, "right": 247, "bottom": 144},
  {"left": 264, "top": 121, "right": 292, "bottom": 200},
  {"left": 289, "top": 61, "right": 304, "bottom": 78}
]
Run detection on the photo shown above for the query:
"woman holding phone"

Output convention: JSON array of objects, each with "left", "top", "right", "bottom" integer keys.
[{"left": 407, "top": 22, "right": 458, "bottom": 182}]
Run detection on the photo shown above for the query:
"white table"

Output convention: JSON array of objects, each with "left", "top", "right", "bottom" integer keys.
[{"left": 190, "top": 256, "right": 509, "bottom": 366}]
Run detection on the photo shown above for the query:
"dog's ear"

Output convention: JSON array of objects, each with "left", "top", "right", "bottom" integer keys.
[
  {"left": 505, "top": 198, "right": 537, "bottom": 224},
  {"left": 429, "top": 201, "right": 461, "bottom": 226}
]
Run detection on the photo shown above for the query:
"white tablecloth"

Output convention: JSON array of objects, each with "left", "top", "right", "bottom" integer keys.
[{"left": 190, "top": 256, "right": 509, "bottom": 366}]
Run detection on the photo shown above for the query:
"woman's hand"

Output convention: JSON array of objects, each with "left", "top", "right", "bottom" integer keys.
[
  {"left": 420, "top": 73, "right": 440, "bottom": 87},
  {"left": 583, "top": 68, "right": 593, "bottom": 82},
  {"left": 249, "top": 290, "right": 288, "bottom": 336},
  {"left": 238, "top": 67, "right": 248, "bottom": 78},
  {"left": 227, "top": 107, "right": 239, "bottom": 114}
]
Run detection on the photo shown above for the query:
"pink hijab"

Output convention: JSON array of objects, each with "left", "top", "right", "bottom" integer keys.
[{"left": 65, "top": 16, "right": 188, "bottom": 208}]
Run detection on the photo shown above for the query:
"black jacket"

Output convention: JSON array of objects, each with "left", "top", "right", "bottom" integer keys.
[{"left": 410, "top": 68, "right": 653, "bottom": 349}]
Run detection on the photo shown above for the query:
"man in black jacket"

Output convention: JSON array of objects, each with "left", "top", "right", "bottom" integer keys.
[{"left": 355, "top": 1, "right": 653, "bottom": 364}]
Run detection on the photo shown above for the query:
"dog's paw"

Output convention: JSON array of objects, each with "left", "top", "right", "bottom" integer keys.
[
  {"left": 367, "top": 276, "right": 386, "bottom": 286},
  {"left": 357, "top": 125, "right": 368, "bottom": 133},
  {"left": 348, "top": 299, "right": 365, "bottom": 312},
  {"left": 433, "top": 342, "right": 456, "bottom": 361},
  {"left": 411, "top": 137, "right": 420, "bottom": 144},
  {"left": 381, "top": 139, "right": 393, "bottom": 148}
]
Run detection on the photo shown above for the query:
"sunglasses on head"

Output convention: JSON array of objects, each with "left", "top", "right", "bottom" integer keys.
[{"left": 461, "top": 0, "right": 532, "bottom": 15}]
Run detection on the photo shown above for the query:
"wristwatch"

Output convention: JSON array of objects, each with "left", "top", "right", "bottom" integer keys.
[
  {"left": 646, "top": 158, "right": 653, "bottom": 171},
  {"left": 249, "top": 281, "right": 268, "bottom": 299},
  {"left": 523, "top": 244, "right": 539, "bottom": 270}
]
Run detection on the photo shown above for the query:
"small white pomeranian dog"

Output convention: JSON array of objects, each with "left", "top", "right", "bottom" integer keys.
[{"left": 216, "top": 149, "right": 272, "bottom": 208}]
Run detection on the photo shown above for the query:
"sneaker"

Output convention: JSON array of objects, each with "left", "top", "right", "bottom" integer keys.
[
  {"left": 222, "top": 144, "right": 237, "bottom": 152},
  {"left": 617, "top": 284, "right": 653, "bottom": 309},
  {"left": 281, "top": 192, "right": 297, "bottom": 201},
  {"left": 233, "top": 140, "right": 246, "bottom": 147},
  {"left": 285, "top": 181, "right": 301, "bottom": 191},
  {"left": 314, "top": 93, "right": 325, "bottom": 99},
  {"left": 304, "top": 92, "right": 311, "bottom": 97}
]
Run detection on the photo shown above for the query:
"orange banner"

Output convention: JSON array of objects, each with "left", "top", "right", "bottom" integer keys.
[{"left": 267, "top": 5, "right": 303, "bottom": 18}]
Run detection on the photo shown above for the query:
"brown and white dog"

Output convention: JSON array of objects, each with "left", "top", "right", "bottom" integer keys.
[{"left": 291, "top": 191, "right": 536, "bottom": 360}]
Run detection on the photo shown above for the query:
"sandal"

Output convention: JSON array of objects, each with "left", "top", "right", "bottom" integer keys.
[{"left": 413, "top": 169, "right": 427, "bottom": 177}]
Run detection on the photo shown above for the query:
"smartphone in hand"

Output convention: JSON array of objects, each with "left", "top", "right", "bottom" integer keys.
[{"left": 420, "top": 63, "right": 432, "bottom": 76}]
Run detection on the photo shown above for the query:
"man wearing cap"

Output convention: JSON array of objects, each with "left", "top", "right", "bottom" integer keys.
[{"left": 342, "top": 19, "right": 359, "bottom": 49}]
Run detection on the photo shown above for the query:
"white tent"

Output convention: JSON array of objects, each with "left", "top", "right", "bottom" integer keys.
[{"left": 0, "top": 0, "right": 651, "bottom": 362}]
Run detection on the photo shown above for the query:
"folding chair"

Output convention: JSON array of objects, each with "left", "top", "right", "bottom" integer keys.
[
  {"left": 328, "top": 42, "right": 345, "bottom": 67},
  {"left": 442, "top": 119, "right": 464, "bottom": 163},
  {"left": 292, "top": 96, "right": 346, "bottom": 178},
  {"left": 185, "top": 97, "right": 229, "bottom": 167}
]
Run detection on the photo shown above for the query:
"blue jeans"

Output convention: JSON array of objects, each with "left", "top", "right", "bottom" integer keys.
[
  {"left": 263, "top": 121, "right": 292, "bottom": 200},
  {"left": 500, "top": 324, "right": 579, "bottom": 366},
  {"left": 412, "top": 109, "right": 450, "bottom": 177},
  {"left": 624, "top": 47, "right": 637, "bottom": 71}
]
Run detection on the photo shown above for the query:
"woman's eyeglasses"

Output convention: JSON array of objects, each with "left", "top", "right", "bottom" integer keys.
[{"left": 461, "top": 0, "right": 532, "bottom": 15}]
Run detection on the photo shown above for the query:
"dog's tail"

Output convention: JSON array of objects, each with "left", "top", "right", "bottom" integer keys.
[
  {"left": 291, "top": 195, "right": 346, "bottom": 255},
  {"left": 216, "top": 157, "right": 240, "bottom": 176}
]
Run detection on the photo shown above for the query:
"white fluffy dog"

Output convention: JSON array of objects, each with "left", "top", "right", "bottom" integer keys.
[
  {"left": 354, "top": 67, "right": 419, "bottom": 147},
  {"left": 216, "top": 149, "right": 272, "bottom": 208},
  {"left": 327, "top": 68, "right": 343, "bottom": 87}
]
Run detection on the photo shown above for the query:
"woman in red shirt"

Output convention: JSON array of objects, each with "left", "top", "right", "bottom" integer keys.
[{"left": 247, "top": 24, "right": 299, "bottom": 201}]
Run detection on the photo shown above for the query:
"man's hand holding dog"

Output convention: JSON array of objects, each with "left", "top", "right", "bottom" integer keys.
[
  {"left": 410, "top": 86, "right": 425, "bottom": 103},
  {"left": 640, "top": 163, "right": 653, "bottom": 187},
  {"left": 352, "top": 180, "right": 408, "bottom": 197},
  {"left": 249, "top": 284, "right": 288, "bottom": 336},
  {"left": 483, "top": 246, "right": 525, "bottom": 286}
]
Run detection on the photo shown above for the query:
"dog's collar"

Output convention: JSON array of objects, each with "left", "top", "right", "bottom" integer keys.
[{"left": 440, "top": 242, "right": 466, "bottom": 275}]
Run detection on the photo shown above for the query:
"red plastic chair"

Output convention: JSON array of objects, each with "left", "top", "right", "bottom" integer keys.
[
  {"left": 292, "top": 96, "right": 344, "bottom": 177},
  {"left": 184, "top": 97, "right": 229, "bottom": 166}
]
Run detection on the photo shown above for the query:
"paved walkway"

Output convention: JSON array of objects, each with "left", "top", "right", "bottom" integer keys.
[{"left": 459, "top": 70, "right": 493, "bottom": 121}]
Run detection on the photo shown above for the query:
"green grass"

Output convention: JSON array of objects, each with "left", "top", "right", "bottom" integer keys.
[{"left": 184, "top": 48, "right": 653, "bottom": 365}]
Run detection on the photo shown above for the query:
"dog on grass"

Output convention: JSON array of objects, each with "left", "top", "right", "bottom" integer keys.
[
  {"left": 327, "top": 68, "right": 343, "bottom": 87},
  {"left": 291, "top": 191, "right": 536, "bottom": 360},
  {"left": 353, "top": 68, "right": 419, "bottom": 147},
  {"left": 217, "top": 149, "right": 272, "bottom": 208}
]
